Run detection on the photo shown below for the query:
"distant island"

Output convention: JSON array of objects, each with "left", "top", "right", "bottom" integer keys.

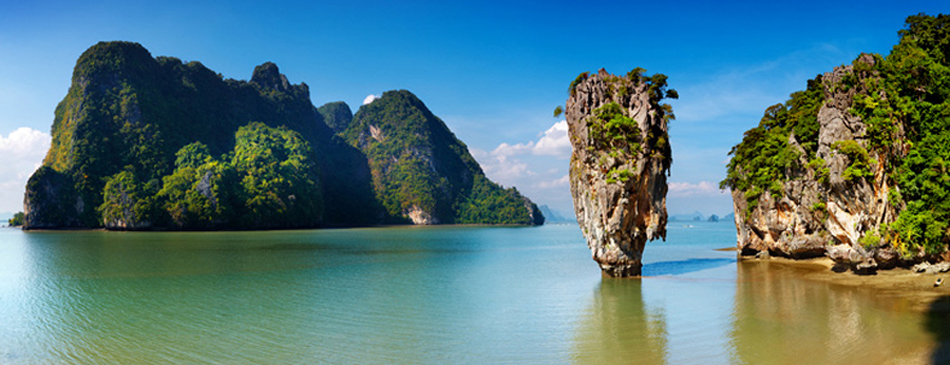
[
  {"left": 722, "top": 14, "right": 950, "bottom": 273},
  {"left": 23, "top": 41, "right": 543, "bottom": 230}
]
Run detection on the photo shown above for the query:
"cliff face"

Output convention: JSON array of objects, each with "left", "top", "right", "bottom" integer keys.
[
  {"left": 725, "top": 14, "right": 950, "bottom": 272},
  {"left": 345, "top": 90, "right": 543, "bottom": 225},
  {"left": 729, "top": 55, "right": 902, "bottom": 271},
  {"left": 566, "top": 69, "right": 674, "bottom": 277}
]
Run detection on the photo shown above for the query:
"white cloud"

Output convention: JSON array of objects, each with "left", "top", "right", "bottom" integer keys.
[
  {"left": 532, "top": 120, "right": 571, "bottom": 156},
  {"left": 471, "top": 147, "right": 533, "bottom": 181},
  {"left": 362, "top": 94, "right": 378, "bottom": 105},
  {"left": 492, "top": 142, "right": 534, "bottom": 158},
  {"left": 667, "top": 181, "right": 728, "bottom": 198},
  {"left": 534, "top": 174, "right": 569, "bottom": 189},
  {"left": 0, "top": 127, "right": 51, "bottom": 213},
  {"left": 485, "top": 120, "right": 571, "bottom": 162}
]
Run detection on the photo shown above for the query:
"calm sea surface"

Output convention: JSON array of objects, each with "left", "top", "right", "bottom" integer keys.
[{"left": 1, "top": 222, "right": 948, "bottom": 364}]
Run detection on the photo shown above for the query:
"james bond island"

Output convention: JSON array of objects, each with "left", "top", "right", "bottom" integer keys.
[{"left": 564, "top": 68, "right": 675, "bottom": 277}]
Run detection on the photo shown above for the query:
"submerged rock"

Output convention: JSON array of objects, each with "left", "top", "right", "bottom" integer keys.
[{"left": 566, "top": 68, "right": 675, "bottom": 277}]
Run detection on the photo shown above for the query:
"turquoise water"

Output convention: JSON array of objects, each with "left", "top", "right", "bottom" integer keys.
[{"left": 0, "top": 223, "right": 946, "bottom": 364}]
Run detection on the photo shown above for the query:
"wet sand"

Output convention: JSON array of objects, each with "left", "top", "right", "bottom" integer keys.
[{"left": 740, "top": 255, "right": 950, "bottom": 313}]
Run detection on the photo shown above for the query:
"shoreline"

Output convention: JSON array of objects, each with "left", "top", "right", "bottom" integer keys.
[{"left": 740, "top": 255, "right": 950, "bottom": 313}]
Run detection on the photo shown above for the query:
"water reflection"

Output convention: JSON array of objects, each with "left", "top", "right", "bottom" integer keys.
[
  {"left": 571, "top": 279, "right": 668, "bottom": 364},
  {"left": 731, "top": 261, "right": 936, "bottom": 364}
]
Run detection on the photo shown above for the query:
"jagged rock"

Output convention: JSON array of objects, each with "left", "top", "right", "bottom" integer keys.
[
  {"left": 250, "top": 62, "right": 293, "bottom": 92},
  {"left": 567, "top": 68, "right": 674, "bottom": 277},
  {"left": 731, "top": 55, "right": 907, "bottom": 271},
  {"left": 913, "top": 262, "right": 950, "bottom": 274}
]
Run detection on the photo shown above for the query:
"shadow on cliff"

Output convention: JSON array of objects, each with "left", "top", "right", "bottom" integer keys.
[
  {"left": 641, "top": 258, "right": 735, "bottom": 277},
  {"left": 926, "top": 295, "right": 950, "bottom": 363}
]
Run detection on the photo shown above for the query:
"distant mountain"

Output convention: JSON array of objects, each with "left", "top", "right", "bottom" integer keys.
[
  {"left": 538, "top": 205, "right": 574, "bottom": 223},
  {"left": 723, "top": 212, "right": 735, "bottom": 222},
  {"left": 669, "top": 211, "right": 704, "bottom": 222},
  {"left": 344, "top": 90, "right": 543, "bottom": 225}
]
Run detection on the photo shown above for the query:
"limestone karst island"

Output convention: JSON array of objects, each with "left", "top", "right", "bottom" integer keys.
[
  {"left": 723, "top": 14, "right": 950, "bottom": 274},
  {"left": 564, "top": 68, "right": 675, "bottom": 277},
  {"left": 22, "top": 41, "right": 543, "bottom": 230}
]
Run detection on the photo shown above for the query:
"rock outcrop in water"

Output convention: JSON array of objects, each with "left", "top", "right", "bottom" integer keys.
[
  {"left": 723, "top": 14, "right": 950, "bottom": 272},
  {"left": 566, "top": 68, "right": 676, "bottom": 277}
]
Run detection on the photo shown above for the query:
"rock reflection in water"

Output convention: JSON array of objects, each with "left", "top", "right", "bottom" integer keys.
[
  {"left": 571, "top": 279, "right": 667, "bottom": 364},
  {"left": 730, "top": 261, "right": 935, "bottom": 364}
]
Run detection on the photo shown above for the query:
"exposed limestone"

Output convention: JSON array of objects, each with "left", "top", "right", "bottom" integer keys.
[
  {"left": 406, "top": 205, "right": 439, "bottom": 225},
  {"left": 567, "top": 69, "right": 673, "bottom": 277}
]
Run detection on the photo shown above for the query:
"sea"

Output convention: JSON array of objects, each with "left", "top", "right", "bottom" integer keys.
[{"left": 1, "top": 222, "right": 947, "bottom": 364}]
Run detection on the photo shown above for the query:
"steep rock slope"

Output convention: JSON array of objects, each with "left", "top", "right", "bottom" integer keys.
[
  {"left": 566, "top": 68, "right": 675, "bottom": 277},
  {"left": 345, "top": 90, "right": 543, "bottom": 225},
  {"left": 723, "top": 14, "right": 950, "bottom": 272}
]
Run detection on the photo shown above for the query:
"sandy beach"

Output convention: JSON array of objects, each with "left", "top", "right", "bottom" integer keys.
[{"left": 738, "top": 254, "right": 950, "bottom": 313}]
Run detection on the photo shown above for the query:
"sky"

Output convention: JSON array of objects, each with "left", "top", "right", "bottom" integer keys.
[{"left": 0, "top": 0, "right": 946, "bottom": 218}]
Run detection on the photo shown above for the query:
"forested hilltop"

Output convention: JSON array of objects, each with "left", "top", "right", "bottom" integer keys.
[
  {"left": 722, "top": 14, "right": 950, "bottom": 272},
  {"left": 23, "top": 41, "right": 542, "bottom": 230}
]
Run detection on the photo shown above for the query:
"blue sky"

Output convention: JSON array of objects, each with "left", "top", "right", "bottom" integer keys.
[{"left": 0, "top": 0, "right": 946, "bottom": 217}]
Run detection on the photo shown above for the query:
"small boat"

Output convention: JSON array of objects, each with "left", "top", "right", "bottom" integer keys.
[{"left": 935, "top": 278, "right": 944, "bottom": 287}]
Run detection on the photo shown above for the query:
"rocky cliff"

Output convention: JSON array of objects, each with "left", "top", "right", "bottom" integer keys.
[
  {"left": 566, "top": 68, "right": 675, "bottom": 277},
  {"left": 723, "top": 14, "right": 950, "bottom": 272}
]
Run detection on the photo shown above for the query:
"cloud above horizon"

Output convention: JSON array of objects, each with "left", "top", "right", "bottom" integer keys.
[
  {"left": 0, "top": 127, "right": 50, "bottom": 213},
  {"left": 667, "top": 181, "right": 728, "bottom": 197},
  {"left": 362, "top": 94, "right": 378, "bottom": 105},
  {"left": 490, "top": 120, "right": 571, "bottom": 160}
]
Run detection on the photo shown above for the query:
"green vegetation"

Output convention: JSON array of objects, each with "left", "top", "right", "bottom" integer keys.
[
  {"left": 806, "top": 158, "right": 830, "bottom": 183},
  {"left": 578, "top": 68, "right": 676, "bottom": 178},
  {"left": 831, "top": 140, "right": 876, "bottom": 181},
  {"left": 345, "top": 90, "right": 541, "bottom": 225},
  {"left": 859, "top": 231, "right": 882, "bottom": 249},
  {"left": 8, "top": 212, "right": 24, "bottom": 226},
  {"left": 317, "top": 101, "right": 354, "bottom": 134},
  {"left": 721, "top": 76, "right": 825, "bottom": 214},
  {"left": 25, "top": 41, "right": 542, "bottom": 229},
  {"left": 589, "top": 102, "right": 641, "bottom": 155}
]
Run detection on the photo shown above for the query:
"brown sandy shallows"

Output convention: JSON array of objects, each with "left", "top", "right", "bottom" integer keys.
[{"left": 740, "top": 255, "right": 950, "bottom": 313}]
